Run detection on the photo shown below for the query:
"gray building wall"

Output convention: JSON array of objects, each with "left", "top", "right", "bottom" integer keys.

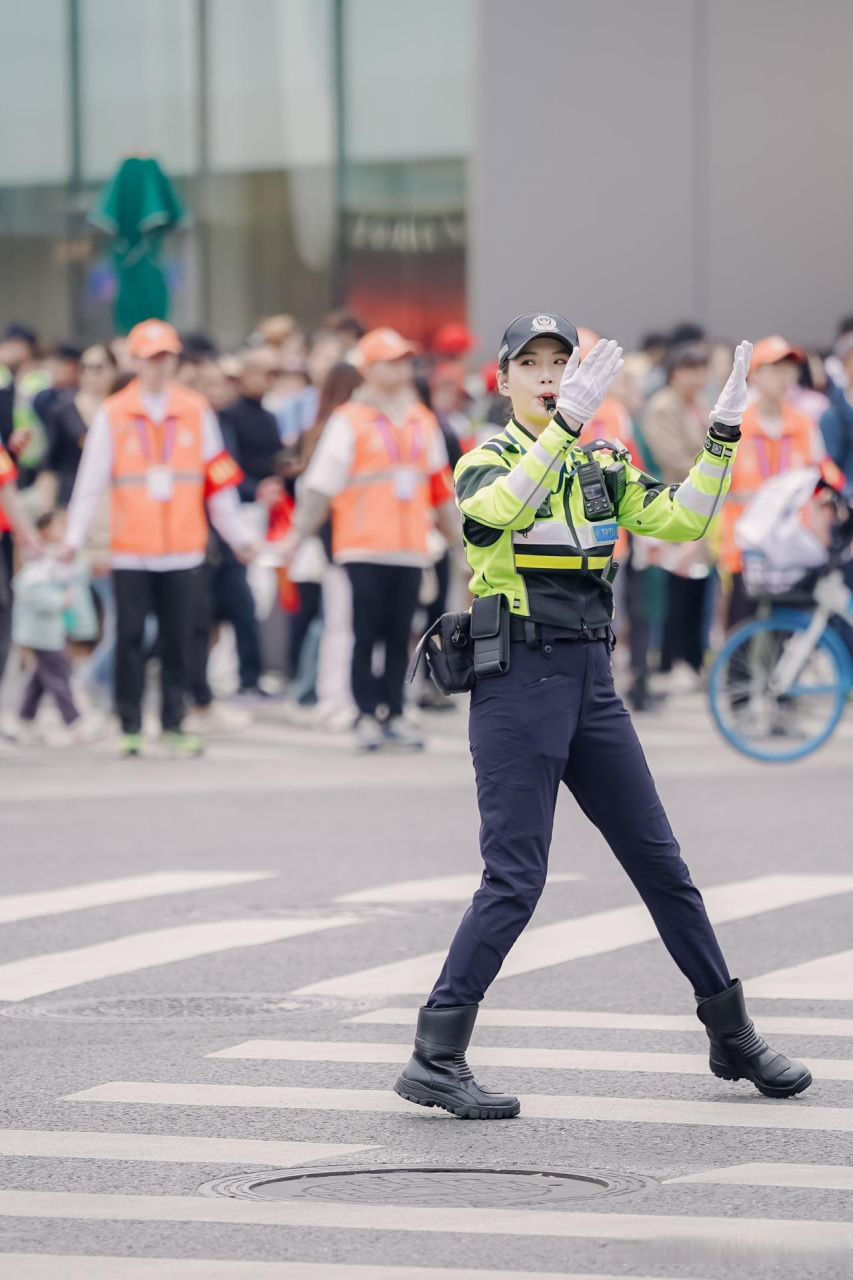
[{"left": 469, "top": 0, "right": 853, "bottom": 353}]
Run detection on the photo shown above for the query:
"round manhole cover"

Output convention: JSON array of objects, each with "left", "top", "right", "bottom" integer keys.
[
  {"left": 205, "top": 1164, "right": 650, "bottom": 1208},
  {"left": 0, "top": 994, "right": 371, "bottom": 1022}
]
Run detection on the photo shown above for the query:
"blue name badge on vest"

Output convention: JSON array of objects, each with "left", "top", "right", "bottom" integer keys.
[{"left": 592, "top": 521, "right": 618, "bottom": 543}]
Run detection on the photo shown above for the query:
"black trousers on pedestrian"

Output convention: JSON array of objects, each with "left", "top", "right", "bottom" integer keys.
[
  {"left": 20, "top": 650, "right": 79, "bottom": 725},
  {"left": 210, "top": 557, "right": 262, "bottom": 692},
  {"left": 113, "top": 568, "right": 195, "bottom": 734},
  {"left": 345, "top": 562, "right": 423, "bottom": 718},
  {"left": 0, "top": 549, "right": 11, "bottom": 688},
  {"left": 660, "top": 572, "right": 708, "bottom": 673},
  {"left": 427, "top": 638, "right": 731, "bottom": 1009},
  {"left": 185, "top": 562, "right": 216, "bottom": 709},
  {"left": 287, "top": 581, "right": 322, "bottom": 678}
]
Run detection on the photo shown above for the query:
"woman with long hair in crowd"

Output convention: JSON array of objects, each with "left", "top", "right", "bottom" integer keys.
[{"left": 286, "top": 361, "right": 363, "bottom": 718}]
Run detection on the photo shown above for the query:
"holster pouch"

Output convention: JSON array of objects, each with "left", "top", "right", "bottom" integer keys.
[
  {"left": 406, "top": 611, "right": 475, "bottom": 696},
  {"left": 470, "top": 593, "right": 510, "bottom": 678}
]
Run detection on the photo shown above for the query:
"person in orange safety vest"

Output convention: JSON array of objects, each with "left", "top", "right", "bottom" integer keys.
[
  {"left": 63, "top": 319, "right": 256, "bottom": 758},
  {"left": 282, "top": 327, "right": 459, "bottom": 752},
  {"left": 723, "top": 335, "right": 825, "bottom": 627}
]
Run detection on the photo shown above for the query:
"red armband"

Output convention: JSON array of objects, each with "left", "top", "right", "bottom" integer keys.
[
  {"left": 204, "top": 450, "right": 243, "bottom": 499},
  {"left": 0, "top": 447, "right": 17, "bottom": 488},
  {"left": 429, "top": 465, "right": 454, "bottom": 508}
]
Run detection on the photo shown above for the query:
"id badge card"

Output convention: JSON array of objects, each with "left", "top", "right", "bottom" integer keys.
[
  {"left": 392, "top": 466, "right": 419, "bottom": 501},
  {"left": 146, "top": 466, "right": 174, "bottom": 502}
]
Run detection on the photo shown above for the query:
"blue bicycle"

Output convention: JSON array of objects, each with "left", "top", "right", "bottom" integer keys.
[{"left": 709, "top": 525, "right": 853, "bottom": 762}]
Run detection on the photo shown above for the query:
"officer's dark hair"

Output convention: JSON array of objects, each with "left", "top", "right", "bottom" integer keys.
[{"left": 836, "top": 314, "right": 853, "bottom": 339}]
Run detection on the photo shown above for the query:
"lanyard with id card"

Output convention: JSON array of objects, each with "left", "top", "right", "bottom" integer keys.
[
  {"left": 375, "top": 413, "right": 424, "bottom": 503},
  {"left": 137, "top": 415, "right": 177, "bottom": 502}
]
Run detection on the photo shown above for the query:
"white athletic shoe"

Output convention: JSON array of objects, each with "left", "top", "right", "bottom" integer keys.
[
  {"left": 383, "top": 715, "right": 425, "bottom": 751},
  {"left": 355, "top": 715, "right": 385, "bottom": 752},
  {"left": 185, "top": 702, "right": 252, "bottom": 737}
]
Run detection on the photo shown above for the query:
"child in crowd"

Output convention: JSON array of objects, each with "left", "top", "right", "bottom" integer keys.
[{"left": 12, "top": 510, "right": 100, "bottom": 744}]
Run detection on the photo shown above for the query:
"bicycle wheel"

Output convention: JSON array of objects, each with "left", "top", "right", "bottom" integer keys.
[{"left": 709, "top": 609, "right": 852, "bottom": 762}]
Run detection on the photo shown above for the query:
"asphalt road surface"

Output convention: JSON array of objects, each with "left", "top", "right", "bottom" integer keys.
[{"left": 1, "top": 691, "right": 852, "bottom": 1280}]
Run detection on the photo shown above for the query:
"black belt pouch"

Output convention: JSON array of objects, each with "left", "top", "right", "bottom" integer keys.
[{"left": 471, "top": 593, "right": 510, "bottom": 678}]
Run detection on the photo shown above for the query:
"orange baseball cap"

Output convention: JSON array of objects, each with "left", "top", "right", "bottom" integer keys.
[
  {"left": 750, "top": 335, "right": 804, "bottom": 372},
  {"left": 576, "top": 327, "right": 601, "bottom": 361},
  {"left": 355, "top": 328, "right": 419, "bottom": 369},
  {"left": 127, "top": 319, "right": 182, "bottom": 360}
]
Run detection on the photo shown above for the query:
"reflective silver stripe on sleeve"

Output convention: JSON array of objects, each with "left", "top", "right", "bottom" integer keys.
[
  {"left": 673, "top": 478, "right": 719, "bottom": 516},
  {"left": 529, "top": 440, "right": 563, "bottom": 469},
  {"left": 504, "top": 446, "right": 563, "bottom": 508},
  {"left": 697, "top": 457, "right": 727, "bottom": 479}
]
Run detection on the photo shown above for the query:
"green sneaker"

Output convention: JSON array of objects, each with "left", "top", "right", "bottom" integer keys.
[
  {"left": 163, "top": 730, "right": 204, "bottom": 759},
  {"left": 119, "top": 732, "right": 143, "bottom": 758}
]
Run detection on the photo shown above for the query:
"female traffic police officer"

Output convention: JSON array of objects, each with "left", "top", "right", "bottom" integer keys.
[{"left": 395, "top": 314, "right": 812, "bottom": 1119}]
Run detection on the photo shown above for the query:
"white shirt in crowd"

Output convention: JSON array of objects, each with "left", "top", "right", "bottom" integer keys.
[{"left": 66, "top": 391, "right": 251, "bottom": 572}]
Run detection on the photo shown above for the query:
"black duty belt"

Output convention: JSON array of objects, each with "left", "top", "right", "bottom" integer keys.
[{"left": 509, "top": 616, "right": 612, "bottom": 645}]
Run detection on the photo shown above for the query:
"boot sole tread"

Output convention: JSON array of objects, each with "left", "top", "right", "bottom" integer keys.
[
  {"left": 393, "top": 1081, "right": 519, "bottom": 1120},
  {"left": 711, "top": 1063, "right": 813, "bottom": 1098}
]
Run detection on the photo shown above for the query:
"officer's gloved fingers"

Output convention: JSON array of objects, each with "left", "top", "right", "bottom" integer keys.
[
  {"left": 712, "top": 339, "right": 753, "bottom": 426},
  {"left": 563, "top": 347, "right": 580, "bottom": 378}
]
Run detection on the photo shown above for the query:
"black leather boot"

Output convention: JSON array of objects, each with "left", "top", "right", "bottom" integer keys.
[
  {"left": 394, "top": 1004, "right": 520, "bottom": 1119},
  {"left": 696, "top": 978, "right": 812, "bottom": 1098}
]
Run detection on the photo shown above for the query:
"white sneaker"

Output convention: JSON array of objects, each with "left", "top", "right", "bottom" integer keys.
[
  {"left": 651, "top": 662, "right": 704, "bottom": 696},
  {"left": 355, "top": 715, "right": 385, "bottom": 752},
  {"left": 185, "top": 702, "right": 252, "bottom": 737},
  {"left": 69, "top": 715, "right": 106, "bottom": 744},
  {"left": 382, "top": 715, "right": 425, "bottom": 750},
  {"left": 15, "top": 721, "right": 43, "bottom": 747}
]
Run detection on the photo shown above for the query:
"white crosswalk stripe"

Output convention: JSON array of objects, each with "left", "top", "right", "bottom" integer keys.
[
  {"left": 206, "top": 1037, "right": 853, "bottom": 1081},
  {"left": 745, "top": 948, "right": 853, "bottom": 1000},
  {"left": 0, "top": 1191, "right": 846, "bottom": 1252},
  {"left": 294, "top": 874, "right": 853, "bottom": 996},
  {"left": 335, "top": 872, "right": 582, "bottom": 903},
  {"left": 64, "top": 1081, "right": 853, "bottom": 1133},
  {"left": 0, "top": 1129, "right": 375, "bottom": 1165},
  {"left": 348, "top": 1006, "right": 853, "bottom": 1037},
  {"left": 0, "top": 917, "right": 359, "bottom": 1002},
  {"left": 666, "top": 1163, "right": 853, "bottom": 1190},
  {"left": 0, "top": 871, "right": 276, "bottom": 924},
  {"left": 0, "top": 1261, "right": 688, "bottom": 1280}
]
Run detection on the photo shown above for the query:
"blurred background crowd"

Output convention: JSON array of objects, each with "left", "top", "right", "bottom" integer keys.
[
  {"left": 2, "top": 305, "right": 853, "bottom": 755},
  {"left": 2, "top": 0, "right": 853, "bottom": 755}
]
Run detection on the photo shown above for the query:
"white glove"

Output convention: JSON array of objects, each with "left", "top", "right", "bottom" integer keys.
[
  {"left": 556, "top": 338, "right": 624, "bottom": 426},
  {"left": 710, "top": 340, "right": 753, "bottom": 427}
]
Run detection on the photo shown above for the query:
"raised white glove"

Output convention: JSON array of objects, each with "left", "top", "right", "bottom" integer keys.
[
  {"left": 556, "top": 338, "right": 624, "bottom": 426},
  {"left": 710, "top": 340, "right": 753, "bottom": 427}
]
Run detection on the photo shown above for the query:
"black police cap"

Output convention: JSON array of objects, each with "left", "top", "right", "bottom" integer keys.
[{"left": 497, "top": 313, "right": 579, "bottom": 368}]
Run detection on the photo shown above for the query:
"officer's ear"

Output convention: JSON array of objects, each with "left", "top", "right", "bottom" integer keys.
[{"left": 497, "top": 364, "right": 511, "bottom": 397}]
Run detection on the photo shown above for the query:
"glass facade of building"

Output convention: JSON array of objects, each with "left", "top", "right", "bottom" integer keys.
[{"left": 0, "top": 0, "right": 471, "bottom": 346}]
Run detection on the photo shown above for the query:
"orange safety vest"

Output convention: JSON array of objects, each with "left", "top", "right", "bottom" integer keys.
[
  {"left": 108, "top": 379, "right": 210, "bottom": 558},
  {"left": 331, "top": 401, "right": 439, "bottom": 560},
  {"left": 721, "top": 402, "right": 820, "bottom": 573},
  {"left": 0, "top": 445, "right": 16, "bottom": 534}
]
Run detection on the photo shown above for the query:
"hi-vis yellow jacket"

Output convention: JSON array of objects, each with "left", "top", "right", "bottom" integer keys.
[{"left": 455, "top": 417, "right": 737, "bottom": 630}]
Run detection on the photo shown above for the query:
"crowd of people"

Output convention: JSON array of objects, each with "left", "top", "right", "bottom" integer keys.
[{"left": 0, "top": 306, "right": 851, "bottom": 755}]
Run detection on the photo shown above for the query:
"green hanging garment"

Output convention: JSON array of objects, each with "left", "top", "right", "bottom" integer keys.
[{"left": 90, "top": 157, "right": 185, "bottom": 334}]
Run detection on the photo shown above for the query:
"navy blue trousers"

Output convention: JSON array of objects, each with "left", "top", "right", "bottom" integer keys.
[{"left": 428, "top": 638, "right": 731, "bottom": 1008}]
